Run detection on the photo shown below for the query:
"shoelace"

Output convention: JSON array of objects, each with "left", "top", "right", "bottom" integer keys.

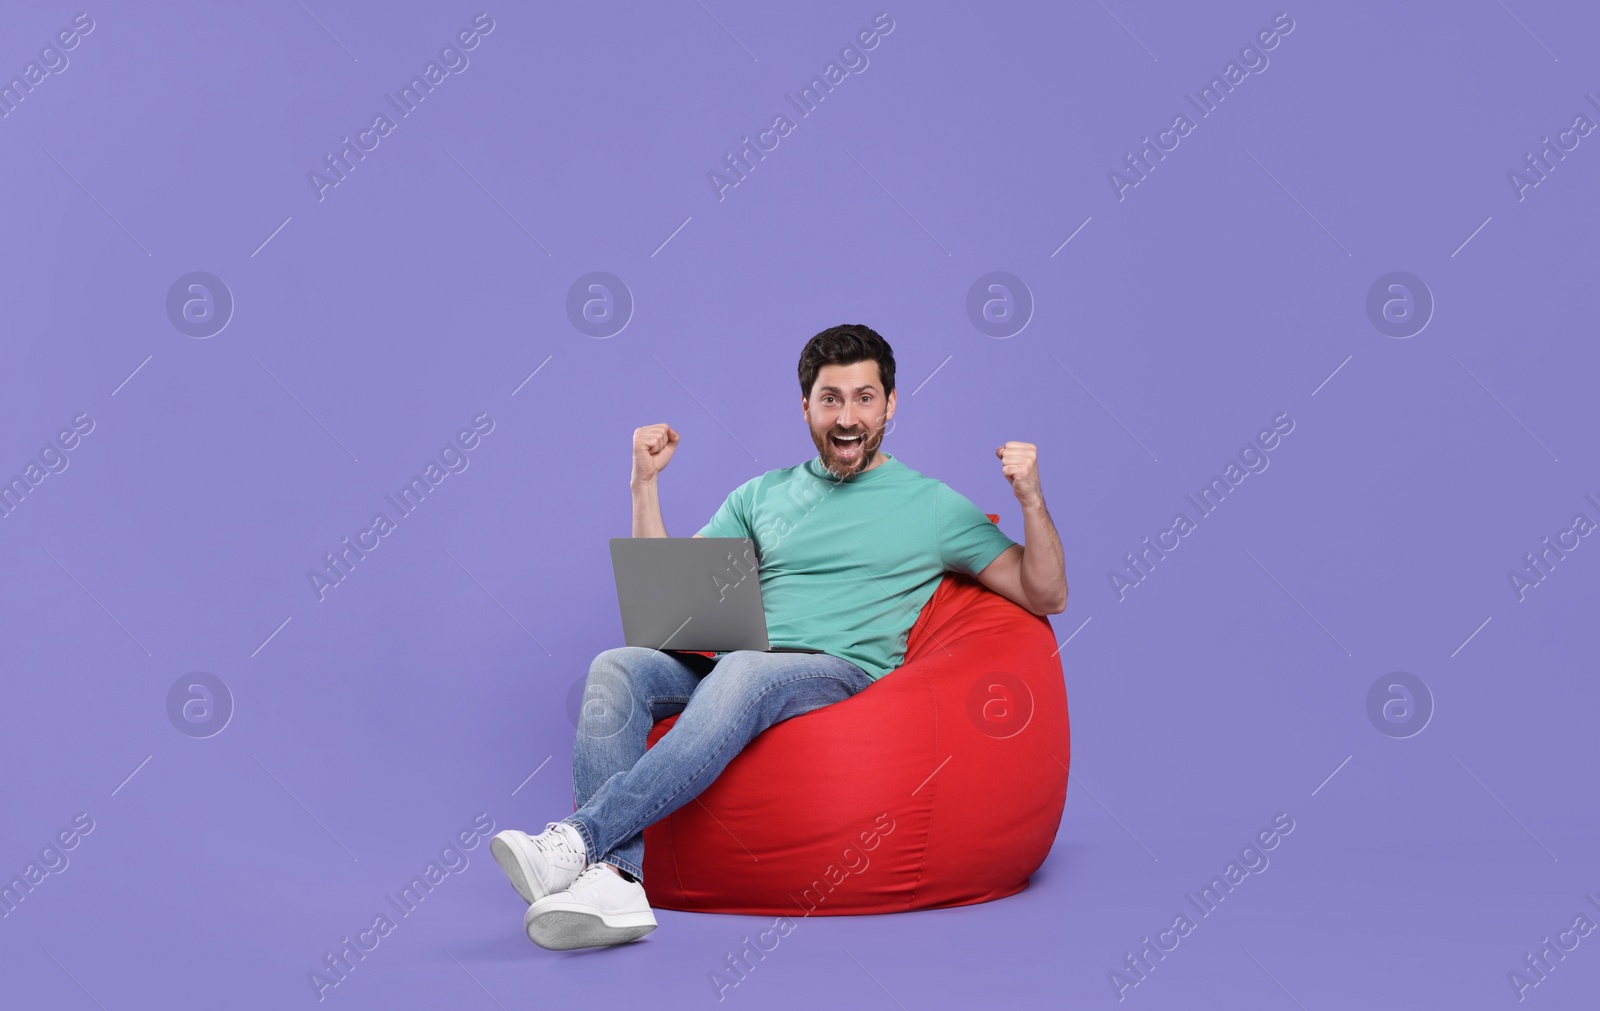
[{"left": 532, "top": 822, "right": 583, "bottom": 864}]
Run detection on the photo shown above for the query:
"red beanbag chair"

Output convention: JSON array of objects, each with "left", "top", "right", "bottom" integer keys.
[{"left": 640, "top": 566, "right": 1070, "bottom": 915}]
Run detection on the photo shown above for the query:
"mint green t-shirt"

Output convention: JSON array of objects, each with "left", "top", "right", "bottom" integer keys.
[{"left": 694, "top": 453, "right": 1019, "bottom": 681}]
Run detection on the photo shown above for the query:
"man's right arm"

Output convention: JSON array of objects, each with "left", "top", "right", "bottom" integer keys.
[
  {"left": 629, "top": 476, "right": 704, "bottom": 537},
  {"left": 630, "top": 475, "right": 669, "bottom": 538},
  {"left": 631, "top": 423, "right": 701, "bottom": 538}
]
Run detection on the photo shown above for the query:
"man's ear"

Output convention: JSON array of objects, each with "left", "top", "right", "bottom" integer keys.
[{"left": 883, "top": 389, "right": 896, "bottom": 424}]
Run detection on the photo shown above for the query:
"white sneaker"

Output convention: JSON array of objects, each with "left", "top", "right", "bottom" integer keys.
[
  {"left": 490, "top": 822, "right": 588, "bottom": 904},
  {"left": 523, "top": 864, "right": 658, "bottom": 950}
]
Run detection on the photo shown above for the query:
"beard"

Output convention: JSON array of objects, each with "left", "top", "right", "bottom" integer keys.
[{"left": 810, "top": 421, "right": 885, "bottom": 481}]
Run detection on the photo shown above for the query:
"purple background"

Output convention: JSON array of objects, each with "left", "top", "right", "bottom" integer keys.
[{"left": 3, "top": 2, "right": 1597, "bottom": 1008}]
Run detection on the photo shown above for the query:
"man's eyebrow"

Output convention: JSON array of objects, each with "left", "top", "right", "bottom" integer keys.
[{"left": 817, "top": 384, "right": 879, "bottom": 394}]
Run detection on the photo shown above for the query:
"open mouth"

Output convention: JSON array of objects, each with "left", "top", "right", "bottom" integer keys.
[{"left": 830, "top": 432, "right": 864, "bottom": 459}]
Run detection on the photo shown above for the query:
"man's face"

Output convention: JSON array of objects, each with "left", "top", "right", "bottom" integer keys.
[{"left": 803, "top": 361, "right": 896, "bottom": 480}]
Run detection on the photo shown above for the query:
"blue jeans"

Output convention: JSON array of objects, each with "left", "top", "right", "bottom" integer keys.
[{"left": 562, "top": 647, "right": 876, "bottom": 883}]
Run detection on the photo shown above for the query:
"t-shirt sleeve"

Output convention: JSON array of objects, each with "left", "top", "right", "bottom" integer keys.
[
  {"left": 936, "top": 483, "right": 1020, "bottom": 575},
  {"left": 696, "top": 477, "right": 758, "bottom": 540}
]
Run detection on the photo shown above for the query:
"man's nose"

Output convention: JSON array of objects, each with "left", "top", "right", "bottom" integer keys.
[{"left": 838, "top": 402, "right": 855, "bottom": 427}]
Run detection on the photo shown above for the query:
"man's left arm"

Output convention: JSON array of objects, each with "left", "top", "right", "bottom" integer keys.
[{"left": 975, "top": 441, "right": 1067, "bottom": 615}]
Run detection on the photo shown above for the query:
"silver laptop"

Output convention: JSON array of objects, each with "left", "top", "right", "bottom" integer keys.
[{"left": 608, "top": 537, "right": 822, "bottom": 653}]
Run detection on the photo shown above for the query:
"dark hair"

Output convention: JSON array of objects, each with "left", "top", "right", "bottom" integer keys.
[{"left": 797, "top": 324, "right": 896, "bottom": 401}]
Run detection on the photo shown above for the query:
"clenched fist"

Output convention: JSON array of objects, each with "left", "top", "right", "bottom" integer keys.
[
  {"left": 995, "top": 441, "right": 1043, "bottom": 506},
  {"left": 633, "top": 423, "right": 680, "bottom": 483}
]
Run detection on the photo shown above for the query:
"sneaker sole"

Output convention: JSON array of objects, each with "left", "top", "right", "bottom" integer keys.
[
  {"left": 524, "top": 907, "right": 658, "bottom": 951},
  {"left": 490, "top": 833, "right": 543, "bottom": 905}
]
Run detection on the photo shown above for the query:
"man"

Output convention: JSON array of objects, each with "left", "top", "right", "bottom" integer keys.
[{"left": 492, "top": 324, "right": 1067, "bottom": 950}]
